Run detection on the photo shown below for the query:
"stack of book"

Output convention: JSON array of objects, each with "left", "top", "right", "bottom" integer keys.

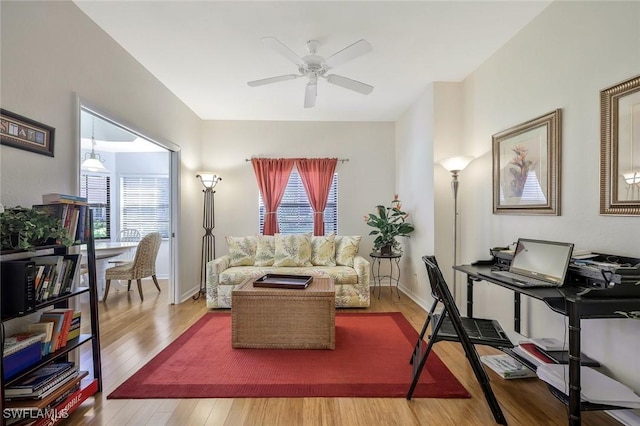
[
  {"left": 4, "top": 362, "right": 80, "bottom": 401},
  {"left": 38, "top": 308, "right": 79, "bottom": 354},
  {"left": 538, "top": 364, "right": 640, "bottom": 408},
  {"left": 32, "top": 193, "right": 90, "bottom": 244},
  {"left": 480, "top": 354, "right": 537, "bottom": 379},
  {"left": 2, "top": 332, "right": 46, "bottom": 379},
  {"left": 31, "top": 253, "right": 82, "bottom": 302},
  {"left": 511, "top": 337, "right": 600, "bottom": 372}
]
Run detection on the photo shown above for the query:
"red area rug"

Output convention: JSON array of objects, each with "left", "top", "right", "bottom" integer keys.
[{"left": 108, "top": 312, "right": 469, "bottom": 399}]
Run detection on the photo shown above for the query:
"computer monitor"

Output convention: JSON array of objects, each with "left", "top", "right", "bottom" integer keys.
[{"left": 510, "top": 238, "right": 574, "bottom": 285}]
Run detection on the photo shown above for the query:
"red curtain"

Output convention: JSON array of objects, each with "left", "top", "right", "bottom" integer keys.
[
  {"left": 252, "top": 158, "right": 295, "bottom": 235},
  {"left": 296, "top": 158, "right": 338, "bottom": 236}
]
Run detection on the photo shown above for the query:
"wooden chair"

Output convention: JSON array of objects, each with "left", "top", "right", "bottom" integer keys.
[
  {"left": 407, "top": 255, "right": 510, "bottom": 425},
  {"left": 103, "top": 232, "right": 161, "bottom": 302}
]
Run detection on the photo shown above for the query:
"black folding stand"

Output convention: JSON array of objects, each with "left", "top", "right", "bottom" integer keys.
[{"left": 407, "top": 256, "right": 508, "bottom": 425}]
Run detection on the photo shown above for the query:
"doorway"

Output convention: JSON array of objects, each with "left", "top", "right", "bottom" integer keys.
[{"left": 77, "top": 99, "right": 180, "bottom": 304}]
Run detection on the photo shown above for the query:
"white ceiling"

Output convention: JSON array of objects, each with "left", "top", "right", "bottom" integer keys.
[{"left": 73, "top": 1, "right": 550, "bottom": 122}]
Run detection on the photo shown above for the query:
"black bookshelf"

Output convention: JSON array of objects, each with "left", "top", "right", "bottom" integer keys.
[{"left": 0, "top": 212, "right": 102, "bottom": 425}]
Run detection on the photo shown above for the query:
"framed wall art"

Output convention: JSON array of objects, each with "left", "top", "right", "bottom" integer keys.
[
  {"left": 492, "top": 109, "right": 561, "bottom": 215},
  {"left": 600, "top": 74, "right": 640, "bottom": 215},
  {"left": 0, "top": 109, "right": 55, "bottom": 157}
]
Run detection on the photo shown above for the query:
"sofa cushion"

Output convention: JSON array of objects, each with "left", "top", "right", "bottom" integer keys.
[
  {"left": 335, "top": 235, "right": 362, "bottom": 267},
  {"left": 273, "top": 233, "right": 313, "bottom": 267},
  {"left": 311, "top": 233, "right": 336, "bottom": 266},
  {"left": 219, "top": 266, "right": 358, "bottom": 286},
  {"left": 254, "top": 235, "right": 275, "bottom": 266},
  {"left": 225, "top": 235, "right": 257, "bottom": 266}
]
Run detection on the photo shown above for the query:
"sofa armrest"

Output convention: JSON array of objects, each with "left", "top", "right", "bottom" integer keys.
[
  {"left": 353, "top": 255, "right": 370, "bottom": 288},
  {"left": 206, "top": 255, "right": 230, "bottom": 308}
]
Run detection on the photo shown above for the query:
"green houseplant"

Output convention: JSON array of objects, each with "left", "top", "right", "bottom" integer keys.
[
  {"left": 364, "top": 195, "right": 415, "bottom": 254},
  {"left": 0, "top": 206, "right": 74, "bottom": 251}
]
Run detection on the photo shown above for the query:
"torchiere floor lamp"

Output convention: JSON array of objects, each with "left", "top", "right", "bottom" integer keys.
[
  {"left": 193, "top": 172, "right": 222, "bottom": 300},
  {"left": 438, "top": 156, "right": 474, "bottom": 302}
]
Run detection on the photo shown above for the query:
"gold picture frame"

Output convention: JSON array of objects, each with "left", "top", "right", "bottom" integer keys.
[
  {"left": 492, "top": 109, "right": 561, "bottom": 215},
  {"left": 600, "top": 75, "right": 640, "bottom": 215}
]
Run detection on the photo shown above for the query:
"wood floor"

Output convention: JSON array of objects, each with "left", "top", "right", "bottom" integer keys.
[{"left": 66, "top": 280, "right": 621, "bottom": 426}]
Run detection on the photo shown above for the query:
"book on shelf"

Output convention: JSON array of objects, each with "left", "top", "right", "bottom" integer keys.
[
  {"left": 538, "top": 364, "right": 640, "bottom": 408},
  {"left": 66, "top": 311, "right": 82, "bottom": 341},
  {"left": 30, "top": 377, "right": 99, "bottom": 426},
  {"left": 480, "top": 354, "right": 537, "bottom": 379},
  {"left": 537, "top": 348, "right": 601, "bottom": 367},
  {"left": 3, "top": 332, "right": 46, "bottom": 358},
  {"left": 39, "top": 313, "right": 64, "bottom": 352},
  {"left": 31, "top": 256, "right": 64, "bottom": 302},
  {"left": 61, "top": 253, "right": 81, "bottom": 294},
  {"left": 4, "top": 371, "right": 88, "bottom": 409},
  {"left": 5, "top": 362, "right": 76, "bottom": 396},
  {"left": 46, "top": 308, "right": 75, "bottom": 346},
  {"left": 27, "top": 322, "right": 55, "bottom": 355},
  {"left": 39, "top": 309, "right": 73, "bottom": 351},
  {"left": 30, "top": 254, "right": 81, "bottom": 301},
  {"left": 41, "top": 193, "right": 88, "bottom": 205},
  {"left": 6, "top": 368, "right": 80, "bottom": 401},
  {"left": 511, "top": 343, "right": 555, "bottom": 368},
  {"left": 529, "top": 337, "right": 567, "bottom": 351},
  {"left": 33, "top": 202, "right": 88, "bottom": 245}
]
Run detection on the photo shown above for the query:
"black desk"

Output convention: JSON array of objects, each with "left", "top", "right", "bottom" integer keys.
[{"left": 455, "top": 264, "right": 640, "bottom": 426}]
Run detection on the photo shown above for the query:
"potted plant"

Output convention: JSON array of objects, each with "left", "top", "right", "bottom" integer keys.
[
  {"left": 364, "top": 195, "right": 415, "bottom": 254},
  {"left": 0, "top": 206, "right": 74, "bottom": 251}
]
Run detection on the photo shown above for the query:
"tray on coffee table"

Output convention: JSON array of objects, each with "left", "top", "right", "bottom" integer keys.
[{"left": 253, "top": 273, "right": 313, "bottom": 289}]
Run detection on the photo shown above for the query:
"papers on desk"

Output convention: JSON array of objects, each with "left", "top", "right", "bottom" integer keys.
[{"left": 537, "top": 364, "right": 640, "bottom": 408}]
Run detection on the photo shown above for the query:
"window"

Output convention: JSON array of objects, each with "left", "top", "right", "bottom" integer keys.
[
  {"left": 120, "top": 175, "right": 170, "bottom": 238},
  {"left": 80, "top": 174, "right": 111, "bottom": 240},
  {"left": 259, "top": 171, "right": 338, "bottom": 234}
]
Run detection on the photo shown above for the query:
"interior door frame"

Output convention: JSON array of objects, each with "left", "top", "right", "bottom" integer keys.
[{"left": 75, "top": 95, "right": 181, "bottom": 304}]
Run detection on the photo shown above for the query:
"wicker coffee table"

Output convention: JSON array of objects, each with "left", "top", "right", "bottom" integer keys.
[{"left": 231, "top": 276, "right": 335, "bottom": 349}]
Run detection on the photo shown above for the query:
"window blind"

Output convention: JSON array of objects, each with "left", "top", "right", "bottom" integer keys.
[
  {"left": 120, "top": 175, "right": 170, "bottom": 238},
  {"left": 259, "top": 171, "right": 338, "bottom": 234},
  {"left": 80, "top": 174, "right": 111, "bottom": 240}
]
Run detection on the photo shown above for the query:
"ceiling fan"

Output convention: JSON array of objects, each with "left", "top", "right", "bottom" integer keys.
[{"left": 247, "top": 37, "right": 374, "bottom": 108}]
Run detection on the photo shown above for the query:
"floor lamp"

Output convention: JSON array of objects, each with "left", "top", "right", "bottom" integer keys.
[
  {"left": 193, "top": 172, "right": 222, "bottom": 300},
  {"left": 438, "top": 156, "right": 474, "bottom": 302}
]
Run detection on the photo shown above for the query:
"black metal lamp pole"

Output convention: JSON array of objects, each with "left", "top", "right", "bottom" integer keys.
[
  {"left": 193, "top": 173, "right": 221, "bottom": 300},
  {"left": 437, "top": 156, "right": 473, "bottom": 302}
]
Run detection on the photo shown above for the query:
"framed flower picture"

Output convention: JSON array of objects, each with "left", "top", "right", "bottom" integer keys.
[{"left": 492, "top": 109, "right": 561, "bottom": 215}]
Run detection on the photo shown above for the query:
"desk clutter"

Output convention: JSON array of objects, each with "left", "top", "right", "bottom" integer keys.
[
  {"left": 485, "top": 338, "right": 640, "bottom": 408},
  {"left": 489, "top": 244, "right": 640, "bottom": 291}
]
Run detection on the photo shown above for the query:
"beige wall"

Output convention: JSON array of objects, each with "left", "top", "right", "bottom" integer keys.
[
  {"left": 458, "top": 0, "right": 640, "bottom": 388},
  {"left": 200, "top": 120, "right": 395, "bottom": 257},
  {"left": 0, "top": 1, "right": 203, "bottom": 302}
]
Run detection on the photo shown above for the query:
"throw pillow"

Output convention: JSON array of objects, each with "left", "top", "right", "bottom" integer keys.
[
  {"left": 273, "top": 233, "right": 313, "bottom": 267},
  {"left": 225, "top": 235, "right": 257, "bottom": 266},
  {"left": 335, "top": 235, "right": 362, "bottom": 267},
  {"left": 311, "top": 233, "right": 336, "bottom": 266},
  {"left": 254, "top": 235, "right": 275, "bottom": 266}
]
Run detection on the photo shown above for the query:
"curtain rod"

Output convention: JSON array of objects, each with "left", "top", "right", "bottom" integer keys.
[{"left": 245, "top": 158, "right": 349, "bottom": 163}]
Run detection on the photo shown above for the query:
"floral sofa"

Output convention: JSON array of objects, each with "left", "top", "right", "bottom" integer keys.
[{"left": 206, "top": 233, "right": 370, "bottom": 308}]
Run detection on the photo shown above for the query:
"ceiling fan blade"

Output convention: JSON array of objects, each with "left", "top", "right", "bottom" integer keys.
[
  {"left": 247, "top": 74, "right": 300, "bottom": 87},
  {"left": 325, "top": 74, "right": 374, "bottom": 95},
  {"left": 324, "top": 39, "right": 372, "bottom": 68},
  {"left": 304, "top": 82, "right": 317, "bottom": 108},
  {"left": 261, "top": 37, "right": 305, "bottom": 67}
]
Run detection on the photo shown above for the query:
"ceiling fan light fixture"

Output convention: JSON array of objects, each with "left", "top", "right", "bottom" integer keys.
[{"left": 248, "top": 37, "right": 373, "bottom": 108}]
